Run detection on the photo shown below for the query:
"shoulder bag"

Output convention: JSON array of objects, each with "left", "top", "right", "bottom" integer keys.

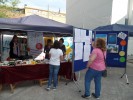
[{"left": 102, "top": 51, "right": 107, "bottom": 77}]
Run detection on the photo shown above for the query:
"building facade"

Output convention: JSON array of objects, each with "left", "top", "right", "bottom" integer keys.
[
  {"left": 66, "top": 0, "right": 133, "bottom": 55},
  {"left": 25, "top": 7, "right": 66, "bottom": 23},
  {"left": 66, "top": 0, "right": 132, "bottom": 30}
]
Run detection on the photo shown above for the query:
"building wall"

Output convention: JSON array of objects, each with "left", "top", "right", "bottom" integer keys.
[
  {"left": 66, "top": 0, "right": 113, "bottom": 29},
  {"left": 111, "top": 0, "right": 128, "bottom": 24},
  {"left": 128, "top": 0, "right": 133, "bottom": 25},
  {"left": 66, "top": 0, "right": 133, "bottom": 30},
  {"left": 25, "top": 7, "right": 66, "bottom": 23},
  {"left": 66, "top": 0, "right": 133, "bottom": 55},
  {"left": 128, "top": 37, "right": 133, "bottom": 55}
]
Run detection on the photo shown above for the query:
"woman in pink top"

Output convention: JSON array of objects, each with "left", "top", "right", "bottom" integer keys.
[{"left": 82, "top": 38, "right": 106, "bottom": 99}]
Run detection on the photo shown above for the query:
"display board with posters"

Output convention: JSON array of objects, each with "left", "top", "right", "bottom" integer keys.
[
  {"left": 73, "top": 28, "right": 93, "bottom": 72},
  {"left": 95, "top": 31, "right": 128, "bottom": 68}
]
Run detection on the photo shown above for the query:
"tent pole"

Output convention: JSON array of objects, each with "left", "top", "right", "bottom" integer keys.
[
  {"left": 65, "top": 28, "right": 81, "bottom": 92},
  {"left": 120, "top": 67, "right": 129, "bottom": 84},
  {"left": 0, "top": 32, "right": 2, "bottom": 61},
  {"left": 1, "top": 33, "right": 3, "bottom": 61},
  {"left": 120, "top": 31, "right": 129, "bottom": 85}
]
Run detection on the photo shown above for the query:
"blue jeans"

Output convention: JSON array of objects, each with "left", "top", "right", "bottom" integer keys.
[
  {"left": 48, "top": 65, "right": 60, "bottom": 88},
  {"left": 84, "top": 68, "right": 102, "bottom": 97}
]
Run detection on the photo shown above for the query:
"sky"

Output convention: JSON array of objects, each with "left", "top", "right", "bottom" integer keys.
[{"left": 18, "top": 0, "right": 66, "bottom": 13}]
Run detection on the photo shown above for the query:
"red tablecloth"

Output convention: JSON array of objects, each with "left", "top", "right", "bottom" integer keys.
[{"left": 0, "top": 62, "right": 74, "bottom": 84}]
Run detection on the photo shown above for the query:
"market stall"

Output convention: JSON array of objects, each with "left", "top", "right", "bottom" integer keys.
[
  {"left": 0, "top": 15, "right": 74, "bottom": 92},
  {"left": 0, "top": 14, "right": 73, "bottom": 60}
]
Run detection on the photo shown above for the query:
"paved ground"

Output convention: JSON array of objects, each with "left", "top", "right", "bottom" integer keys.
[{"left": 0, "top": 58, "right": 133, "bottom": 100}]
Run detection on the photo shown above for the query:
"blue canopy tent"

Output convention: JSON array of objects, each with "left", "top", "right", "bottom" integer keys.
[
  {"left": 94, "top": 24, "right": 130, "bottom": 84},
  {"left": 0, "top": 15, "right": 73, "bottom": 36},
  {"left": 94, "top": 24, "right": 133, "bottom": 36},
  {"left": 0, "top": 15, "right": 74, "bottom": 61}
]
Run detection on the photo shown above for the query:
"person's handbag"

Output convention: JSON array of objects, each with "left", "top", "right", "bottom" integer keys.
[
  {"left": 102, "top": 69, "right": 107, "bottom": 77},
  {"left": 102, "top": 51, "right": 107, "bottom": 77}
]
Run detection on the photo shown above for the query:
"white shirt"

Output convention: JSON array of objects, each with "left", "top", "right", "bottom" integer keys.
[{"left": 49, "top": 48, "right": 63, "bottom": 66}]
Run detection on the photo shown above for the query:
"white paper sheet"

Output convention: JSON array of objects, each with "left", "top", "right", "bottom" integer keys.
[
  {"left": 89, "top": 30, "right": 93, "bottom": 44},
  {"left": 74, "top": 43, "right": 83, "bottom": 60},
  {"left": 80, "top": 29, "right": 86, "bottom": 42},
  {"left": 34, "top": 52, "right": 45, "bottom": 60},
  {"left": 74, "top": 28, "right": 81, "bottom": 42},
  {"left": 83, "top": 44, "right": 91, "bottom": 62},
  {"left": 118, "top": 32, "right": 127, "bottom": 40},
  {"left": 85, "top": 36, "right": 91, "bottom": 45},
  {"left": 89, "top": 30, "right": 92, "bottom": 38}
]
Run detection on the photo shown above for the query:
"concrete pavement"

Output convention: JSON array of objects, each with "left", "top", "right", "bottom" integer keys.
[{"left": 0, "top": 61, "right": 133, "bottom": 100}]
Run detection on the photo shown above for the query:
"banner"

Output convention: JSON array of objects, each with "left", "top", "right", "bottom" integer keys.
[
  {"left": 27, "top": 32, "right": 44, "bottom": 59},
  {"left": 2, "top": 32, "right": 13, "bottom": 61}
]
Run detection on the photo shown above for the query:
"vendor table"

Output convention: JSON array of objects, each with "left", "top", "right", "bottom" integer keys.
[{"left": 0, "top": 62, "right": 74, "bottom": 92}]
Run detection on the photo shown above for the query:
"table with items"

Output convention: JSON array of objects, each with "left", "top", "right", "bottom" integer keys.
[{"left": 0, "top": 60, "right": 74, "bottom": 93}]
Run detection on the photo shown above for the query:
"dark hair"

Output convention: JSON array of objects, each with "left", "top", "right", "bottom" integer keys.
[
  {"left": 47, "top": 39, "right": 52, "bottom": 43},
  {"left": 95, "top": 38, "right": 106, "bottom": 51},
  {"left": 53, "top": 40, "right": 60, "bottom": 49},
  {"left": 11, "top": 35, "right": 18, "bottom": 42},
  {"left": 59, "top": 38, "right": 64, "bottom": 43},
  {"left": 22, "top": 38, "right": 27, "bottom": 43}
]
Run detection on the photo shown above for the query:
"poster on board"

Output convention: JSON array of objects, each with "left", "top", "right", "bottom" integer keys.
[
  {"left": 83, "top": 44, "right": 91, "bottom": 61},
  {"left": 2, "top": 34, "right": 13, "bottom": 61},
  {"left": 107, "top": 44, "right": 119, "bottom": 53},
  {"left": 95, "top": 34, "right": 107, "bottom": 42},
  {"left": 74, "top": 43, "right": 83, "bottom": 60},
  {"left": 74, "top": 28, "right": 81, "bottom": 42},
  {"left": 108, "top": 33, "right": 117, "bottom": 44},
  {"left": 27, "top": 32, "right": 44, "bottom": 58}
]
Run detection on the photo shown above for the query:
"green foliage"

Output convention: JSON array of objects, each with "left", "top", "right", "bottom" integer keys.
[
  {"left": 10, "top": 0, "right": 20, "bottom": 8},
  {"left": 0, "top": 0, "right": 23, "bottom": 18},
  {"left": 0, "top": 0, "right": 9, "bottom": 5},
  {"left": 0, "top": 0, "right": 21, "bottom": 8},
  {"left": 0, "top": 12, "right": 8, "bottom": 18}
]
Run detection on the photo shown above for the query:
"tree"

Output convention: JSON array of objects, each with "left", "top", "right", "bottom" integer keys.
[
  {"left": 0, "top": 0, "right": 9, "bottom": 5},
  {"left": 10, "top": 0, "right": 20, "bottom": 8},
  {"left": 0, "top": 12, "right": 8, "bottom": 18}
]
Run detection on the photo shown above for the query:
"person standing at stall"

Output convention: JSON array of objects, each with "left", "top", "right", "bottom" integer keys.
[
  {"left": 20, "top": 38, "right": 28, "bottom": 59},
  {"left": 9, "top": 35, "right": 20, "bottom": 59},
  {"left": 59, "top": 38, "right": 66, "bottom": 57},
  {"left": 46, "top": 40, "right": 63, "bottom": 91},
  {"left": 82, "top": 38, "right": 106, "bottom": 99},
  {"left": 44, "top": 39, "right": 52, "bottom": 60}
]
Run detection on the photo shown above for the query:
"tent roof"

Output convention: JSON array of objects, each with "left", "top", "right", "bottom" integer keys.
[
  {"left": 94, "top": 24, "right": 133, "bottom": 36},
  {"left": 0, "top": 15, "right": 73, "bottom": 36}
]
